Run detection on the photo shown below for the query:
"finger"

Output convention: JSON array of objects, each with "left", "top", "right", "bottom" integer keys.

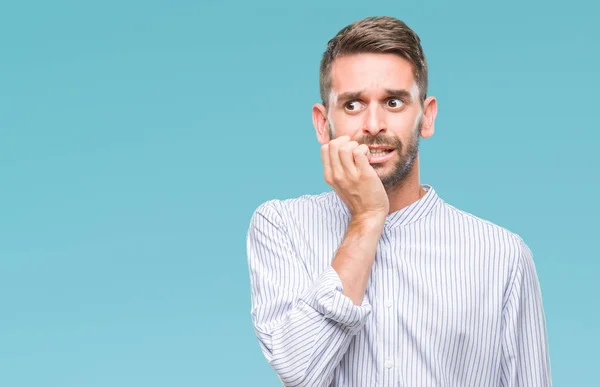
[
  {"left": 339, "top": 141, "right": 359, "bottom": 175},
  {"left": 353, "top": 144, "right": 374, "bottom": 174},
  {"left": 329, "top": 136, "right": 349, "bottom": 182},
  {"left": 320, "top": 144, "right": 332, "bottom": 183},
  {"left": 357, "top": 144, "right": 370, "bottom": 157},
  {"left": 353, "top": 144, "right": 370, "bottom": 163}
]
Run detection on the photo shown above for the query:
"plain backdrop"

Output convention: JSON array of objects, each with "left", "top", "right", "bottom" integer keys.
[{"left": 1, "top": 0, "right": 599, "bottom": 386}]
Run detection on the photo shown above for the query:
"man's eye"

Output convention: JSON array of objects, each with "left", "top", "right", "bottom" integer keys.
[
  {"left": 387, "top": 98, "right": 403, "bottom": 109},
  {"left": 345, "top": 101, "right": 363, "bottom": 111}
]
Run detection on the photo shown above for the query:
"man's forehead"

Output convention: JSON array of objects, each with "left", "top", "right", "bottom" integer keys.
[
  {"left": 330, "top": 53, "right": 415, "bottom": 82},
  {"left": 329, "top": 54, "right": 416, "bottom": 98}
]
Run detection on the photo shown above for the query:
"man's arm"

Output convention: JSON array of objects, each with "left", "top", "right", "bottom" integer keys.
[
  {"left": 332, "top": 212, "right": 385, "bottom": 305},
  {"left": 247, "top": 200, "right": 382, "bottom": 387},
  {"left": 500, "top": 237, "right": 552, "bottom": 386}
]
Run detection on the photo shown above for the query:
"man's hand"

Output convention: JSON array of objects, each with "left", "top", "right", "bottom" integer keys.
[
  {"left": 320, "top": 135, "right": 389, "bottom": 305},
  {"left": 321, "top": 135, "right": 390, "bottom": 220}
]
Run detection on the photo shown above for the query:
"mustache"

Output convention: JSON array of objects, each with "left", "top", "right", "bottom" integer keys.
[{"left": 356, "top": 135, "right": 402, "bottom": 149}]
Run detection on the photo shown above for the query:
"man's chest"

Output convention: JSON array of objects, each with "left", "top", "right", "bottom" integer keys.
[{"left": 302, "top": 228, "right": 509, "bottom": 335}]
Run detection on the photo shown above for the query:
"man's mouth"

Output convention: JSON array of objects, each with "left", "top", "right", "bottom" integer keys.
[
  {"left": 367, "top": 146, "right": 396, "bottom": 164},
  {"left": 368, "top": 146, "right": 395, "bottom": 157}
]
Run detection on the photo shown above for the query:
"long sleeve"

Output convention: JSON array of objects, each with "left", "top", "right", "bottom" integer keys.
[
  {"left": 500, "top": 237, "right": 552, "bottom": 386},
  {"left": 246, "top": 201, "right": 371, "bottom": 387}
]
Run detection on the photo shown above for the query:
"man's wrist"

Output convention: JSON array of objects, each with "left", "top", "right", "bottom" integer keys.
[{"left": 351, "top": 212, "right": 386, "bottom": 230}]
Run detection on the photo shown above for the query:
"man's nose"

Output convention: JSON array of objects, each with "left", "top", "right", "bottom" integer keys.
[{"left": 362, "top": 104, "right": 386, "bottom": 136}]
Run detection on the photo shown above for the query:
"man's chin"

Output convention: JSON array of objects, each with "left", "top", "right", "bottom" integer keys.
[{"left": 375, "top": 164, "right": 411, "bottom": 188}]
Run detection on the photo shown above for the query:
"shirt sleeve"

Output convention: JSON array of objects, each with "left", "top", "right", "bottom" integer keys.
[
  {"left": 246, "top": 200, "right": 371, "bottom": 387},
  {"left": 500, "top": 236, "right": 553, "bottom": 386}
]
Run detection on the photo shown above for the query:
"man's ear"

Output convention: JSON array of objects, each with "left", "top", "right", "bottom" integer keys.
[
  {"left": 420, "top": 96, "right": 438, "bottom": 139},
  {"left": 312, "top": 103, "right": 330, "bottom": 144}
]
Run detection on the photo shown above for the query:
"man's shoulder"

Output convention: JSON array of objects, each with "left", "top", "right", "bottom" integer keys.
[
  {"left": 250, "top": 190, "right": 341, "bottom": 222},
  {"left": 440, "top": 201, "right": 526, "bottom": 246}
]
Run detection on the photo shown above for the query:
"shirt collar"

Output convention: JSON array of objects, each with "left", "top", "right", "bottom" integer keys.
[{"left": 333, "top": 184, "right": 443, "bottom": 229}]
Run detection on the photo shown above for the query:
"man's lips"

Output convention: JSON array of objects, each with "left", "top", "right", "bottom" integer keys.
[{"left": 368, "top": 148, "right": 396, "bottom": 164}]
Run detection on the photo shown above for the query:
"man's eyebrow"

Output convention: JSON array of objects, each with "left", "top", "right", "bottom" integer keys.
[
  {"left": 336, "top": 91, "right": 363, "bottom": 104},
  {"left": 336, "top": 88, "right": 414, "bottom": 105},
  {"left": 384, "top": 89, "right": 413, "bottom": 101}
]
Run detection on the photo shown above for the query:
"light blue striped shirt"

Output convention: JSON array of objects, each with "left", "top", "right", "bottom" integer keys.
[{"left": 246, "top": 184, "right": 552, "bottom": 386}]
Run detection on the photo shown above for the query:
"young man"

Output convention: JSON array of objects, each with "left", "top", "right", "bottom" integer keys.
[{"left": 246, "top": 16, "right": 552, "bottom": 387}]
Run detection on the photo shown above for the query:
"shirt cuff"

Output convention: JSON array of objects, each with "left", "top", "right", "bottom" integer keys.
[{"left": 300, "top": 266, "right": 372, "bottom": 332}]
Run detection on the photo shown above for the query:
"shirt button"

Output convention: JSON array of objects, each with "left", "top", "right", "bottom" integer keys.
[
  {"left": 385, "top": 300, "right": 393, "bottom": 308},
  {"left": 385, "top": 360, "right": 393, "bottom": 369}
]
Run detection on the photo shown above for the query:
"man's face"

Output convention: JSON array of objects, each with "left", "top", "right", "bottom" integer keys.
[{"left": 323, "top": 53, "right": 425, "bottom": 189}]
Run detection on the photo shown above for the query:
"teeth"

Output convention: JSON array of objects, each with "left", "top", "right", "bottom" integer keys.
[{"left": 370, "top": 149, "right": 391, "bottom": 157}]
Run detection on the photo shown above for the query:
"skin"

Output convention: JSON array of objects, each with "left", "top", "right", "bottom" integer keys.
[{"left": 311, "top": 53, "right": 438, "bottom": 304}]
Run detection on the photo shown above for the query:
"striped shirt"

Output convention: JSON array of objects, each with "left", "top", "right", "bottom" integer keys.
[{"left": 246, "top": 184, "right": 552, "bottom": 386}]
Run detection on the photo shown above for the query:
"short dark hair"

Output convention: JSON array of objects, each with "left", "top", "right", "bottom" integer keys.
[{"left": 319, "top": 16, "right": 428, "bottom": 107}]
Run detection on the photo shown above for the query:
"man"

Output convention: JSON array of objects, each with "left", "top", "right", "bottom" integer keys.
[{"left": 246, "top": 16, "right": 552, "bottom": 387}]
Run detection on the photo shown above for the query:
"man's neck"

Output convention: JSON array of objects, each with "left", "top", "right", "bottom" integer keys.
[{"left": 385, "top": 159, "right": 425, "bottom": 215}]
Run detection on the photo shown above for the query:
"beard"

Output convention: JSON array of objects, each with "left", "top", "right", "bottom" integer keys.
[{"left": 327, "top": 117, "right": 422, "bottom": 191}]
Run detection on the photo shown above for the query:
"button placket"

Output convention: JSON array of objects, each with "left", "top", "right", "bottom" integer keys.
[{"left": 380, "top": 231, "right": 398, "bottom": 383}]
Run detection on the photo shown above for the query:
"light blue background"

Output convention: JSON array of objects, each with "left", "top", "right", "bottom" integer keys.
[{"left": 1, "top": 0, "right": 598, "bottom": 386}]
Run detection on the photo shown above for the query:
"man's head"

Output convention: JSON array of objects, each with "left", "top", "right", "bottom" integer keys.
[{"left": 312, "top": 16, "right": 437, "bottom": 189}]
